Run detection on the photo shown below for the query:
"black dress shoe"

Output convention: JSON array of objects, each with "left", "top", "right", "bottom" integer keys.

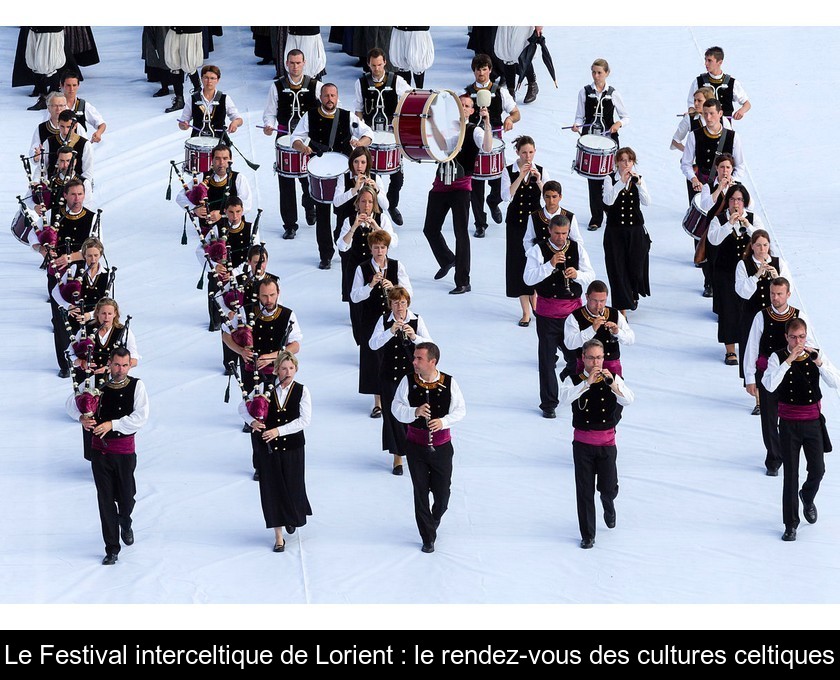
[
  {"left": 800, "top": 491, "right": 818, "bottom": 524},
  {"left": 604, "top": 510, "right": 616, "bottom": 529},
  {"left": 587, "top": 223, "right": 600, "bottom": 232},
  {"left": 449, "top": 284, "right": 471, "bottom": 295},
  {"left": 434, "top": 260, "right": 455, "bottom": 280},
  {"left": 121, "top": 526, "right": 134, "bottom": 546},
  {"left": 305, "top": 210, "right": 317, "bottom": 226},
  {"left": 389, "top": 207, "right": 404, "bottom": 226},
  {"left": 751, "top": 404, "right": 761, "bottom": 416},
  {"left": 489, "top": 205, "right": 503, "bottom": 224},
  {"left": 285, "top": 525, "right": 296, "bottom": 534},
  {"left": 421, "top": 542, "right": 435, "bottom": 553},
  {"left": 702, "top": 284, "right": 713, "bottom": 298},
  {"left": 580, "top": 538, "right": 595, "bottom": 549},
  {"left": 27, "top": 97, "right": 47, "bottom": 111},
  {"left": 102, "top": 553, "right": 118, "bottom": 565},
  {"left": 152, "top": 86, "right": 171, "bottom": 97},
  {"left": 541, "top": 409, "right": 556, "bottom": 419},
  {"left": 474, "top": 226, "right": 486, "bottom": 238},
  {"left": 273, "top": 542, "right": 285, "bottom": 552},
  {"left": 524, "top": 80, "right": 539, "bottom": 104},
  {"left": 765, "top": 467, "right": 779, "bottom": 477},
  {"left": 318, "top": 259, "right": 331, "bottom": 270},
  {"left": 252, "top": 470, "right": 260, "bottom": 481},
  {"left": 164, "top": 96, "right": 185, "bottom": 114},
  {"left": 58, "top": 367, "right": 71, "bottom": 379},
  {"left": 782, "top": 527, "right": 797, "bottom": 541},
  {"left": 392, "top": 464, "right": 403, "bottom": 476},
  {"left": 282, "top": 228, "right": 296, "bottom": 240}
]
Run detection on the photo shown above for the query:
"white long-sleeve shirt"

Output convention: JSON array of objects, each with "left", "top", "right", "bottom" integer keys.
[
  {"left": 179, "top": 92, "right": 241, "bottom": 134},
  {"left": 574, "top": 81, "right": 629, "bottom": 129},
  {"left": 289, "top": 108, "right": 374, "bottom": 150},
  {"left": 67, "top": 325, "right": 141, "bottom": 364},
  {"left": 66, "top": 376, "right": 149, "bottom": 435},
  {"left": 353, "top": 72, "right": 413, "bottom": 119},
  {"left": 337, "top": 210, "right": 397, "bottom": 253},
  {"left": 239, "top": 381, "right": 312, "bottom": 432},
  {"left": 557, "top": 372, "right": 634, "bottom": 408},
  {"left": 350, "top": 259, "right": 412, "bottom": 303},
  {"left": 706, "top": 210, "right": 764, "bottom": 246},
  {"left": 523, "top": 238, "right": 595, "bottom": 294},
  {"left": 762, "top": 352, "right": 840, "bottom": 395},
  {"left": 564, "top": 307, "right": 635, "bottom": 351},
  {"left": 392, "top": 371, "right": 466, "bottom": 429},
  {"left": 602, "top": 173, "right": 651, "bottom": 208},
  {"left": 686, "top": 75, "right": 749, "bottom": 111},
  {"left": 680, "top": 128, "right": 745, "bottom": 182},
  {"left": 333, "top": 172, "right": 389, "bottom": 213},
  {"left": 368, "top": 310, "right": 432, "bottom": 350},
  {"left": 735, "top": 257, "right": 791, "bottom": 301},
  {"left": 743, "top": 305, "right": 814, "bottom": 385},
  {"left": 262, "top": 77, "right": 324, "bottom": 131},
  {"left": 500, "top": 161, "right": 551, "bottom": 203}
]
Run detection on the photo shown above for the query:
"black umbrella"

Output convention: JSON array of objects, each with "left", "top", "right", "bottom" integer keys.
[{"left": 516, "top": 32, "right": 558, "bottom": 91}]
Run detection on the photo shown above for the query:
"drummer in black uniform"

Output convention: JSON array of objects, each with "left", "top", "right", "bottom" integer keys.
[
  {"left": 353, "top": 47, "right": 412, "bottom": 227},
  {"left": 687, "top": 46, "right": 751, "bottom": 121},
  {"left": 177, "top": 64, "right": 243, "bottom": 140},
  {"left": 262, "top": 49, "right": 323, "bottom": 238}
]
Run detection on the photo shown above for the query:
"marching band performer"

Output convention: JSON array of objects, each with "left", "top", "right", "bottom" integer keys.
[
  {"left": 350, "top": 230, "right": 411, "bottom": 419},
  {"left": 353, "top": 47, "right": 412, "bottom": 226},
  {"left": 285, "top": 27, "right": 327, "bottom": 79},
  {"left": 54, "top": 69, "right": 107, "bottom": 142},
  {"left": 30, "top": 91, "right": 67, "bottom": 156},
  {"left": 66, "top": 347, "right": 149, "bottom": 565},
  {"left": 162, "top": 27, "right": 202, "bottom": 114},
  {"left": 572, "top": 58, "right": 629, "bottom": 232},
  {"left": 558, "top": 338, "right": 634, "bottom": 549},
  {"left": 290, "top": 83, "right": 374, "bottom": 270},
  {"left": 369, "top": 286, "right": 433, "bottom": 475},
  {"left": 601, "top": 147, "right": 651, "bottom": 314},
  {"left": 521, "top": 181, "right": 583, "bottom": 252},
  {"left": 262, "top": 49, "right": 322, "bottom": 238},
  {"left": 333, "top": 147, "right": 388, "bottom": 245},
  {"left": 687, "top": 46, "right": 751, "bottom": 121},
  {"left": 524, "top": 214, "right": 595, "bottom": 418},
  {"left": 239, "top": 351, "right": 312, "bottom": 553},
  {"left": 392, "top": 342, "right": 466, "bottom": 553},
  {"left": 680, "top": 98, "right": 745, "bottom": 194},
  {"left": 38, "top": 109, "right": 94, "bottom": 183},
  {"left": 177, "top": 64, "right": 243, "bottom": 139}
]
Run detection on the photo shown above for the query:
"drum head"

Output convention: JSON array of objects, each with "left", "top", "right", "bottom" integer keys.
[
  {"left": 371, "top": 131, "right": 397, "bottom": 146},
  {"left": 423, "top": 90, "right": 465, "bottom": 163},
  {"left": 308, "top": 152, "right": 349, "bottom": 178},
  {"left": 186, "top": 136, "right": 221, "bottom": 150},
  {"left": 277, "top": 134, "right": 307, "bottom": 149},
  {"left": 579, "top": 134, "right": 617, "bottom": 151}
]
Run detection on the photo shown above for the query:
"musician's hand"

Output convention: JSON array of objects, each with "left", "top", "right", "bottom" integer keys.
[
  {"left": 530, "top": 165, "right": 541, "bottom": 182},
  {"left": 604, "top": 321, "right": 619, "bottom": 335},
  {"left": 691, "top": 177, "right": 703, "bottom": 192},
  {"left": 34, "top": 145, "right": 42, "bottom": 163},
  {"left": 53, "top": 254, "right": 69, "bottom": 269},
  {"left": 240, "top": 347, "right": 254, "bottom": 362},
  {"left": 370, "top": 272, "right": 383, "bottom": 288},
  {"left": 571, "top": 124, "right": 580, "bottom": 133},
  {"left": 586, "top": 368, "right": 603, "bottom": 385},
  {"left": 91, "top": 131, "right": 102, "bottom": 143},
  {"left": 503, "top": 115, "right": 514, "bottom": 132},
  {"left": 809, "top": 349, "right": 823, "bottom": 367},
  {"left": 564, "top": 267, "right": 578, "bottom": 280},
  {"left": 549, "top": 251, "right": 565, "bottom": 268},
  {"left": 390, "top": 321, "right": 402, "bottom": 335},
  {"left": 35, "top": 204, "right": 46, "bottom": 217},
  {"left": 368, "top": 217, "right": 380, "bottom": 231},
  {"left": 349, "top": 138, "right": 360, "bottom": 148},
  {"left": 403, "top": 325, "right": 416, "bottom": 340},
  {"left": 228, "top": 119, "right": 242, "bottom": 133},
  {"left": 263, "top": 125, "right": 274, "bottom": 136},
  {"left": 354, "top": 174, "right": 366, "bottom": 191},
  {"left": 250, "top": 420, "right": 265, "bottom": 431},
  {"left": 602, "top": 368, "right": 615, "bottom": 383},
  {"left": 194, "top": 205, "right": 208, "bottom": 218},
  {"left": 733, "top": 107, "right": 746, "bottom": 121},
  {"left": 80, "top": 416, "right": 96, "bottom": 430},
  {"left": 609, "top": 122, "right": 622, "bottom": 134},
  {"left": 745, "top": 383, "right": 757, "bottom": 397},
  {"left": 69, "top": 307, "right": 85, "bottom": 323},
  {"left": 353, "top": 213, "right": 368, "bottom": 228},
  {"left": 216, "top": 269, "right": 231, "bottom": 283},
  {"left": 302, "top": 145, "right": 313, "bottom": 155},
  {"left": 428, "top": 418, "right": 444, "bottom": 433},
  {"left": 786, "top": 340, "right": 806, "bottom": 364},
  {"left": 415, "top": 403, "right": 431, "bottom": 419},
  {"left": 766, "top": 265, "right": 779, "bottom": 278},
  {"left": 178, "top": 120, "right": 190, "bottom": 131},
  {"left": 381, "top": 278, "right": 394, "bottom": 291},
  {"left": 92, "top": 421, "right": 113, "bottom": 437},
  {"left": 535, "top": 26, "right": 543, "bottom": 36},
  {"left": 207, "top": 210, "right": 222, "bottom": 224},
  {"left": 93, "top": 366, "right": 108, "bottom": 375},
  {"left": 262, "top": 428, "right": 281, "bottom": 442},
  {"left": 591, "top": 315, "right": 606, "bottom": 331},
  {"left": 256, "top": 356, "right": 274, "bottom": 370}
]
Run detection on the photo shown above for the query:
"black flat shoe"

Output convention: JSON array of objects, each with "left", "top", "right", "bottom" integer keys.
[
  {"left": 152, "top": 86, "right": 171, "bottom": 97},
  {"left": 604, "top": 510, "right": 616, "bottom": 529},
  {"left": 751, "top": 404, "right": 761, "bottom": 415},
  {"left": 273, "top": 542, "right": 285, "bottom": 552},
  {"left": 473, "top": 226, "right": 486, "bottom": 238},
  {"left": 242, "top": 424, "right": 252, "bottom": 433},
  {"left": 389, "top": 207, "right": 404, "bottom": 226},
  {"left": 724, "top": 352, "right": 738, "bottom": 366},
  {"left": 421, "top": 542, "right": 435, "bottom": 553},
  {"left": 518, "top": 318, "right": 531, "bottom": 327},
  {"left": 27, "top": 97, "right": 47, "bottom": 111},
  {"left": 102, "top": 553, "right": 118, "bottom": 565},
  {"left": 766, "top": 467, "right": 779, "bottom": 477},
  {"left": 164, "top": 96, "right": 185, "bottom": 114},
  {"left": 449, "top": 284, "right": 471, "bottom": 295},
  {"left": 392, "top": 464, "right": 403, "bottom": 476},
  {"left": 370, "top": 406, "right": 382, "bottom": 418},
  {"left": 490, "top": 205, "right": 503, "bottom": 224},
  {"left": 318, "top": 259, "right": 331, "bottom": 270},
  {"left": 587, "top": 223, "right": 600, "bottom": 232},
  {"left": 282, "top": 228, "right": 296, "bottom": 240},
  {"left": 541, "top": 409, "right": 556, "bottom": 419},
  {"left": 702, "top": 284, "right": 713, "bottom": 298},
  {"left": 305, "top": 210, "right": 316, "bottom": 226},
  {"left": 285, "top": 525, "right": 296, "bottom": 534},
  {"left": 253, "top": 470, "right": 260, "bottom": 481},
  {"left": 580, "top": 538, "right": 595, "bottom": 549}
]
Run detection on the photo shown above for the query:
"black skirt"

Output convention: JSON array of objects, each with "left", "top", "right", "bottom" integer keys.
[{"left": 253, "top": 438, "right": 312, "bottom": 529}]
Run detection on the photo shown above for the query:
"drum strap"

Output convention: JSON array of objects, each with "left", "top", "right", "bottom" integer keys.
[{"left": 327, "top": 112, "right": 340, "bottom": 151}]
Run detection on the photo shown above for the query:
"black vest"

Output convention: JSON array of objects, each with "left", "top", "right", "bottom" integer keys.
[
  {"left": 774, "top": 350, "right": 822, "bottom": 406},
  {"left": 54, "top": 208, "right": 95, "bottom": 254},
  {"left": 407, "top": 373, "right": 453, "bottom": 429},
  {"left": 90, "top": 325, "right": 129, "bottom": 371},
  {"left": 65, "top": 263, "right": 110, "bottom": 313},
  {"left": 190, "top": 91, "right": 227, "bottom": 137},
  {"left": 97, "top": 376, "right": 139, "bottom": 441},
  {"left": 696, "top": 73, "right": 737, "bottom": 116},
  {"left": 379, "top": 316, "right": 419, "bottom": 385},
  {"left": 274, "top": 76, "right": 319, "bottom": 133},
  {"left": 70, "top": 97, "right": 89, "bottom": 132},
  {"left": 346, "top": 214, "right": 375, "bottom": 265},
  {"left": 743, "top": 256, "right": 780, "bottom": 316},
  {"left": 205, "top": 171, "right": 238, "bottom": 213},
  {"left": 222, "top": 219, "right": 253, "bottom": 268},
  {"left": 570, "top": 373, "right": 620, "bottom": 430},
  {"left": 534, "top": 240, "right": 583, "bottom": 299},
  {"left": 528, "top": 208, "right": 575, "bottom": 246},
  {"left": 453, "top": 123, "right": 481, "bottom": 180},
  {"left": 466, "top": 82, "right": 503, "bottom": 127},
  {"left": 359, "top": 72, "right": 399, "bottom": 130},
  {"left": 306, "top": 108, "right": 354, "bottom": 156},
  {"left": 359, "top": 259, "right": 399, "bottom": 325},
  {"left": 583, "top": 85, "right": 616, "bottom": 134},
  {"left": 605, "top": 175, "right": 644, "bottom": 228},
  {"left": 263, "top": 381, "right": 306, "bottom": 452},
  {"left": 759, "top": 306, "right": 800, "bottom": 359},
  {"left": 253, "top": 306, "right": 294, "bottom": 356},
  {"left": 36, "top": 120, "right": 60, "bottom": 146},
  {"left": 506, "top": 164, "right": 544, "bottom": 215},
  {"left": 692, "top": 127, "right": 734, "bottom": 177},
  {"left": 714, "top": 213, "right": 754, "bottom": 270},
  {"left": 46, "top": 135, "right": 88, "bottom": 179},
  {"left": 571, "top": 306, "right": 622, "bottom": 361}
]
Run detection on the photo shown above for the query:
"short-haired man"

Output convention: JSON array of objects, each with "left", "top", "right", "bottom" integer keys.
[
  {"left": 687, "top": 46, "right": 751, "bottom": 120},
  {"left": 54, "top": 69, "right": 107, "bottom": 142},
  {"left": 681, "top": 98, "right": 744, "bottom": 194},
  {"left": 522, "top": 180, "right": 584, "bottom": 249}
]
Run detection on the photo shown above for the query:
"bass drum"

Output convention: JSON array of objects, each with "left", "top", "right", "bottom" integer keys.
[
  {"left": 307, "top": 152, "right": 349, "bottom": 204},
  {"left": 393, "top": 89, "right": 465, "bottom": 163}
]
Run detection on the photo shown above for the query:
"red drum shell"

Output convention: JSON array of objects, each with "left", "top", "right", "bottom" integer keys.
[
  {"left": 682, "top": 200, "right": 712, "bottom": 240},
  {"left": 573, "top": 135, "right": 617, "bottom": 179},
  {"left": 275, "top": 135, "right": 309, "bottom": 178},
  {"left": 183, "top": 137, "right": 220, "bottom": 174},
  {"left": 393, "top": 89, "right": 465, "bottom": 164},
  {"left": 473, "top": 139, "right": 506, "bottom": 179}
]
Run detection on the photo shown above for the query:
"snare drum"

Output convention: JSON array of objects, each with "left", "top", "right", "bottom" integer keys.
[
  {"left": 184, "top": 136, "right": 221, "bottom": 174},
  {"left": 10, "top": 208, "right": 38, "bottom": 246},
  {"left": 394, "top": 89, "right": 465, "bottom": 163},
  {"left": 682, "top": 196, "right": 711, "bottom": 240},
  {"left": 573, "top": 134, "right": 617, "bottom": 179},
  {"left": 275, "top": 134, "right": 309, "bottom": 178},
  {"left": 369, "top": 131, "right": 402, "bottom": 175},
  {"left": 473, "top": 138, "right": 506, "bottom": 179},
  {"left": 307, "top": 153, "right": 349, "bottom": 204}
]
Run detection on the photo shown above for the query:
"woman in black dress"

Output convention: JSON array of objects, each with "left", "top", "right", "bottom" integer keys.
[
  {"left": 239, "top": 351, "right": 312, "bottom": 552},
  {"left": 501, "top": 135, "right": 547, "bottom": 326}
]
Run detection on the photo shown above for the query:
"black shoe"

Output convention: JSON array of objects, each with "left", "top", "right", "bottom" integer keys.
[
  {"left": 389, "top": 207, "right": 404, "bottom": 226},
  {"left": 724, "top": 352, "right": 738, "bottom": 366},
  {"left": 766, "top": 467, "right": 779, "bottom": 477},
  {"left": 27, "top": 97, "right": 47, "bottom": 111},
  {"left": 318, "top": 259, "right": 331, "bottom": 270},
  {"left": 273, "top": 542, "right": 285, "bottom": 552},
  {"left": 800, "top": 491, "right": 817, "bottom": 524},
  {"left": 257, "top": 57, "right": 274, "bottom": 66},
  {"left": 474, "top": 226, "right": 486, "bottom": 238},
  {"left": 587, "top": 223, "right": 600, "bottom": 232},
  {"left": 702, "top": 284, "right": 713, "bottom": 298},
  {"left": 224, "top": 364, "right": 235, "bottom": 376},
  {"left": 541, "top": 409, "right": 556, "bottom": 419},
  {"left": 164, "top": 96, "right": 185, "bottom": 114},
  {"left": 253, "top": 470, "right": 260, "bottom": 481},
  {"left": 120, "top": 526, "right": 134, "bottom": 546},
  {"left": 305, "top": 210, "right": 317, "bottom": 226},
  {"left": 421, "top": 542, "right": 435, "bottom": 553},
  {"left": 751, "top": 404, "right": 761, "bottom": 416},
  {"left": 580, "top": 538, "right": 595, "bottom": 549},
  {"left": 434, "top": 260, "right": 455, "bottom": 280},
  {"left": 102, "top": 553, "right": 118, "bottom": 565},
  {"left": 782, "top": 527, "right": 797, "bottom": 541},
  {"left": 285, "top": 525, "right": 296, "bottom": 534},
  {"left": 604, "top": 509, "right": 616, "bottom": 529},
  {"left": 58, "top": 367, "right": 71, "bottom": 379},
  {"left": 370, "top": 406, "right": 382, "bottom": 418},
  {"left": 282, "top": 228, "right": 296, "bottom": 240},
  {"left": 152, "top": 86, "right": 171, "bottom": 98},
  {"left": 449, "top": 284, "right": 471, "bottom": 295},
  {"left": 242, "top": 424, "right": 252, "bottom": 433},
  {"left": 524, "top": 81, "right": 539, "bottom": 104},
  {"left": 630, "top": 299, "right": 639, "bottom": 311},
  {"left": 489, "top": 205, "right": 503, "bottom": 224},
  {"left": 392, "top": 464, "right": 403, "bottom": 476}
]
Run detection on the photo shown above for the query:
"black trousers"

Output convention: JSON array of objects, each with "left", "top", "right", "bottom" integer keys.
[
  {"left": 91, "top": 451, "right": 137, "bottom": 555},
  {"left": 314, "top": 202, "right": 335, "bottom": 262},
  {"left": 395, "top": 70, "right": 425, "bottom": 88},
  {"left": 587, "top": 178, "right": 606, "bottom": 228},
  {"left": 535, "top": 313, "right": 578, "bottom": 411},
  {"left": 50, "top": 298, "right": 71, "bottom": 371},
  {"left": 422, "top": 190, "right": 470, "bottom": 287},
  {"left": 406, "top": 440, "right": 454, "bottom": 545},
  {"left": 501, "top": 61, "right": 536, "bottom": 96},
  {"left": 780, "top": 418, "right": 825, "bottom": 529},
  {"left": 278, "top": 175, "right": 314, "bottom": 230},
  {"left": 470, "top": 178, "right": 502, "bottom": 229},
  {"left": 756, "top": 367, "right": 782, "bottom": 472},
  {"left": 573, "top": 441, "right": 618, "bottom": 541},
  {"left": 374, "top": 168, "right": 403, "bottom": 210}
]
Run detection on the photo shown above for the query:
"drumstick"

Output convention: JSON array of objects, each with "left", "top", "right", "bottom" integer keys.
[{"left": 561, "top": 123, "right": 594, "bottom": 130}]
